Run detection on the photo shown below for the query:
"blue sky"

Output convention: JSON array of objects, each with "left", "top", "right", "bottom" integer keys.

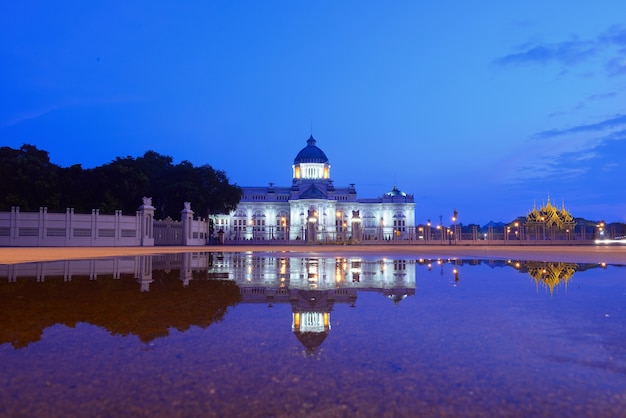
[{"left": 2, "top": 1, "right": 625, "bottom": 225}]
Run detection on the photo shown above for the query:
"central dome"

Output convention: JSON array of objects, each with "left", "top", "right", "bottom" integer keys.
[{"left": 294, "top": 135, "right": 329, "bottom": 164}]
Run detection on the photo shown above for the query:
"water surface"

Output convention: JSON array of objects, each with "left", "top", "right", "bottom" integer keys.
[{"left": 1, "top": 252, "right": 625, "bottom": 417}]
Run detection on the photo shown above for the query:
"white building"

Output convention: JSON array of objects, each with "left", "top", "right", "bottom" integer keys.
[{"left": 211, "top": 136, "right": 415, "bottom": 242}]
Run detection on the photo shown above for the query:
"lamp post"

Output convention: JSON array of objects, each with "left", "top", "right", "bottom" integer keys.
[
  {"left": 427, "top": 219, "right": 431, "bottom": 241},
  {"left": 452, "top": 209, "right": 458, "bottom": 244},
  {"left": 437, "top": 215, "right": 445, "bottom": 244},
  {"left": 514, "top": 221, "right": 519, "bottom": 241}
]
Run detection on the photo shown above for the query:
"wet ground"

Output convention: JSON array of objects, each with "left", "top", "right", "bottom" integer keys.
[{"left": 1, "top": 250, "right": 626, "bottom": 417}]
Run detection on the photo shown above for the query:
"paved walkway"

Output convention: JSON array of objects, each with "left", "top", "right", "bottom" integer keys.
[{"left": 1, "top": 244, "right": 626, "bottom": 264}]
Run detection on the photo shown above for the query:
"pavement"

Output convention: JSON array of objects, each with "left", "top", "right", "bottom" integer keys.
[{"left": 1, "top": 244, "right": 626, "bottom": 264}]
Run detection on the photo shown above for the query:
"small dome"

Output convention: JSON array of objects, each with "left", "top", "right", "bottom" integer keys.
[
  {"left": 294, "top": 135, "right": 329, "bottom": 164},
  {"left": 385, "top": 185, "right": 406, "bottom": 197}
]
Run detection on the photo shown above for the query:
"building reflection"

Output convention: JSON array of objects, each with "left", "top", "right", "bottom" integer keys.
[
  {"left": 0, "top": 253, "right": 416, "bottom": 353},
  {"left": 0, "top": 253, "right": 612, "bottom": 352},
  {"left": 210, "top": 253, "right": 416, "bottom": 355}
]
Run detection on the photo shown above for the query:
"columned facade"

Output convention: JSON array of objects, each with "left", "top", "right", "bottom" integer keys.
[{"left": 211, "top": 136, "right": 415, "bottom": 242}]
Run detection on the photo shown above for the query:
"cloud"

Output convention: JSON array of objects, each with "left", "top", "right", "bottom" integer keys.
[
  {"left": 495, "top": 40, "right": 596, "bottom": 66},
  {"left": 600, "top": 25, "right": 626, "bottom": 46},
  {"left": 535, "top": 114, "right": 626, "bottom": 138},
  {"left": 606, "top": 56, "right": 626, "bottom": 76},
  {"left": 2, "top": 105, "right": 62, "bottom": 127},
  {"left": 495, "top": 24, "right": 626, "bottom": 76},
  {"left": 547, "top": 91, "right": 619, "bottom": 119},
  {"left": 587, "top": 92, "right": 617, "bottom": 101},
  {"left": 1, "top": 95, "right": 142, "bottom": 128},
  {"left": 502, "top": 117, "right": 626, "bottom": 189}
]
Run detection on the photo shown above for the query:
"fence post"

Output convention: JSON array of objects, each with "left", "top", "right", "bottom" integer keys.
[
  {"left": 181, "top": 202, "right": 194, "bottom": 246},
  {"left": 139, "top": 197, "right": 155, "bottom": 246}
]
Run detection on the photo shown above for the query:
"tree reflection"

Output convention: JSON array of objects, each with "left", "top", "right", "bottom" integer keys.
[{"left": 0, "top": 268, "right": 240, "bottom": 348}]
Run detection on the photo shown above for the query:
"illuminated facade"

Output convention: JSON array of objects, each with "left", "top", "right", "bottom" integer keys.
[{"left": 211, "top": 136, "right": 415, "bottom": 241}]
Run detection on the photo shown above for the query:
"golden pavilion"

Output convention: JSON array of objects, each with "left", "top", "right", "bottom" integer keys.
[{"left": 525, "top": 195, "right": 576, "bottom": 238}]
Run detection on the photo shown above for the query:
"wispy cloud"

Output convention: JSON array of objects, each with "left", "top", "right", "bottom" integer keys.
[
  {"left": 495, "top": 24, "right": 626, "bottom": 76},
  {"left": 587, "top": 92, "right": 617, "bottom": 101},
  {"left": 600, "top": 24, "right": 626, "bottom": 46},
  {"left": 606, "top": 56, "right": 626, "bottom": 76},
  {"left": 503, "top": 117, "right": 626, "bottom": 187},
  {"left": 495, "top": 40, "right": 596, "bottom": 66},
  {"left": 535, "top": 114, "right": 626, "bottom": 138},
  {"left": 2, "top": 105, "right": 62, "bottom": 127},
  {"left": 1, "top": 95, "right": 142, "bottom": 128}
]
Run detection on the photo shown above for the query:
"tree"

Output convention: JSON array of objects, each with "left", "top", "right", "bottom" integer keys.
[
  {"left": 0, "top": 144, "right": 61, "bottom": 211},
  {"left": 0, "top": 145, "right": 242, "bottom": 219}
]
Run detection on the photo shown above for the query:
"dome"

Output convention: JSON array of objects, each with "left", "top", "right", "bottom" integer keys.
[
  {"left": 385, "top": 185, "right": 407, "bottom": 197},
  {"left": 294, "top": 135, "right": 329, "bottom": 164}
]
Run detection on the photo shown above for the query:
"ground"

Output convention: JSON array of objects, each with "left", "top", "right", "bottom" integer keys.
[{"left": 1, "top": 245, "right": 625, "bottom": 264}]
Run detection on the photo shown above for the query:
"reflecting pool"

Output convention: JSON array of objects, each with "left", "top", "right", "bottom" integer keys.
[{"left": 1, "top": 252, "right": 626, "bottom": 417}]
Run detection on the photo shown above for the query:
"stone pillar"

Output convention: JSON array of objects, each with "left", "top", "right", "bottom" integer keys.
[
  {"left": 181, "top": 202, "right": 194, "bottom": 246},
  {"left": 139, "top": 197, "right": 155, "bottom": 246}
]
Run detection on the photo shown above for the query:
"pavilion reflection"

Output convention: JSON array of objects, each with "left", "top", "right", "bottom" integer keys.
[
  {"left": 415, "top": 257, "right": 609, "bottom": 294},
  {"left": 507, "top": 260, "right": 586, "bottom": 294}
]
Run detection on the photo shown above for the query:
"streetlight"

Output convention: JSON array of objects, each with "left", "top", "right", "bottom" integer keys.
[
  {"left": 427, "top": 219, "right": 431, "bottom": 241},
  {"left": 514, "top": 222, "right": 519, "bottom": 240},
  {"left": 452, "top": 209, "right": 458, "bottom": 244}
]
